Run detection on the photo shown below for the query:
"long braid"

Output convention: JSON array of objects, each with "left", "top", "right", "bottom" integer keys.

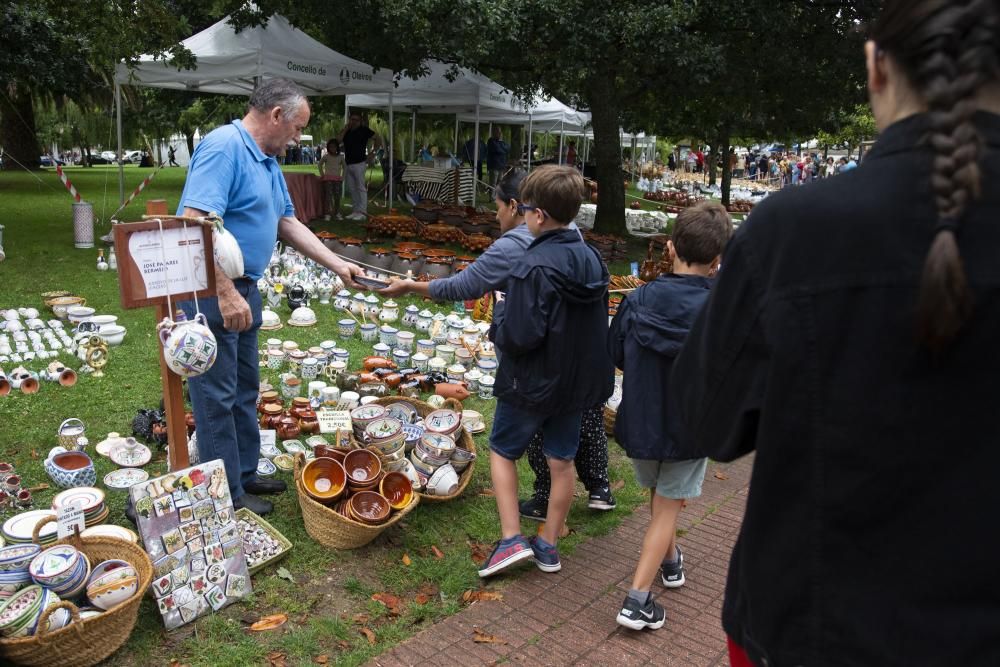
[{"left": 875, "top": 0, "right": 1000, "bottom": 349}]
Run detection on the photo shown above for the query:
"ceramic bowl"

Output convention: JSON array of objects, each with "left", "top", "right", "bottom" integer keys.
[
  {"left": 409, "top": 449, "right": 439, "bottom": 477},
  {"left": 98, "top": 325, "right": 127, "bottom": 346},
  {"left": 86, "top": 560, "right": 135, "bottom": 589},
  {"left": 257, "top": 458, "right": 277, "bottom": 477},
  {"left": 425, "top": 464, "right": 460, "bottom": 496},
  {"left": 87, "top": 574, "right": 138, "bottom": 611},
  {"left": 28, "top": 545, "right": 79, "bottom": 585},
  {"left": 343, "top": 450, "right": 381, "bottom": 486},
  {"left": 423, "top": 409, "right": 463, "bottom": 437},
  {"left": 66, "top": 306, "right": 95, "bottom": 324},
  {"left": 348, "top": 491, "right": 390, "bottom": 525},
  {"left": 301, "top": 457, "right": 347, "bottom": 504},
  {"left": 88, "top": 315, "right": 118, "bottom": 328},
  {"left": 0, "top": 544, "right": 41, "bottom": 573},
  {"left": 0, "top": 585, "right": 67, "bottom": 638},
  {"left": 379, "top": 472, "right": 413, "bottom": 510}
]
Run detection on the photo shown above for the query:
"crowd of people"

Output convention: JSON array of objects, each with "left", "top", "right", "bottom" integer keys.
[{"left": 743, "top": 151, "right": 858, "bottom": 185}]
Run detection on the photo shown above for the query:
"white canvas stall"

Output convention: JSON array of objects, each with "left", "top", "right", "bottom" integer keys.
[{"left": 112, "top": 13, "right": 394, "bottom": 203}]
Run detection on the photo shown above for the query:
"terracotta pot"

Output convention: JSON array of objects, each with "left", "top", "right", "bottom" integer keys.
[
  {"left": 424, "top": 258, "right": 453, "bottom": 279},
  {"left": 289, "top": 397, "right": 312, "bottom": 420},
  {"left": 393, "top": 242, "right": 427, "bottom": 255},
  {"left": 453, "top": 256, "right": 476, "bottom": 272},
  {"left": 337, "top": 237, "right": 367, "bottom": 263},
  {"left": 367, "top": 247, "right": 394, "bottom": 271},
  {"left": 390, "top": 252, "right": 424, "bottom": 276},
  {"left": 276, "top": 416, "right": 301, "bottom": 440},
  {"left": 258, "top": 391, "right": 282, "bottom": 415},
  {"left": 299, "top": 410, "right": 319, "bottom": 435},
  {"left": 259, "top": 404, "right": 285, "bottom": 430}
]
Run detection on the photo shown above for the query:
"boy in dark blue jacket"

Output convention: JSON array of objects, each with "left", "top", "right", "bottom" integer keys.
[
  {"left": 478, "top": 166, "right": 613, "bottom": 578},
  {"left": 608, "top": 202, "right": 732, "bottom": 629}
]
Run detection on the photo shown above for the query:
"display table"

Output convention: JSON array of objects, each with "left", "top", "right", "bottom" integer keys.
[
  {"left": 401, "top": 166, "right": 474, "bottom": 204},
  {"left": 573, "top": 204, "right": 675, "bottom": 236},
  {"left": 284, "top": 173, "right": 327, "bottom": 222}
]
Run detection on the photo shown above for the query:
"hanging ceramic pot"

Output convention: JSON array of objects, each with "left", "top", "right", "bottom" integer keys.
[
  {"left": 212, "top": 219, "right": 245, "bottom": 280},
  {"left": 158, "top": 312, "right": 217, "bottom": 378}
]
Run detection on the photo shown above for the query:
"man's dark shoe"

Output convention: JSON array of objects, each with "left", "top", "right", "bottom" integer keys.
[
  {"left": 234, "top": 493, "right": 273, "bottom": 516},
  {"left": 587, "top": 486, "right": 617, "bottom": 511},
  {"left": 243, "top": 478, "right": 287, "bottom": 495},
  {"left": 518, "top": 495, "right": 548, "bottom": 522}
]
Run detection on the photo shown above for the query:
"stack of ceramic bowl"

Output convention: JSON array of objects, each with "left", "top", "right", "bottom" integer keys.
[
  {"left": 363, "top": 417, "right": 405, "bottom": 464},
  {"left": 0, "top": 585, "right": 68, "bottom": 637},
  {"left": 301, "top": 457, "right": 347, "bottom": 505},
  {"left": 344, "top": 450, "right": 382, "bottom": 493},
  {"left": 347, "top": 491, "right": 390, "bottom": 525},
  {"left": 0, "top": 544, "right": 41, "bottom": 604},
  {"left": 29, "top": 545, "right": 91, "bottom": 599},
  {"left": 85, "top": 559, "right": 139, "bottom": 611},
  {"left": 350, "top": 404, "right": 387, "bottom": 440},
  {"left": 411, "top": 431, "right": 459, "bottom": 491},
  {"left": 51, "top": 487, "right": 109, "bottom": 528}
]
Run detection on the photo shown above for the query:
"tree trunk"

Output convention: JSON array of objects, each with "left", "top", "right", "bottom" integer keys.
[
  {"left": 510, "top": 125, "right": 522, "bottom": 168},
  {"left": 0, "top": 88, "right": 42, "bottom": 170},
  {"left": 708, "top": 140, "right": 719, "bottom": 186},
  {"left": 585, "top": 74, "right": 627, "bottom": 237},
  {"left": 184, "top": 131, "right": 195, "bottom": 158},
  {"left": 719, "top": 126, "right": 732, "bottom": 207}
]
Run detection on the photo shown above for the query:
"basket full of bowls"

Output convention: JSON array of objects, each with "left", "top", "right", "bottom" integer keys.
[
  {"left": 0, "top": 516, "right": 152, "bottom": 667},
  {"left": 373, "top": 397, "right": 477, "bottom": 502}
]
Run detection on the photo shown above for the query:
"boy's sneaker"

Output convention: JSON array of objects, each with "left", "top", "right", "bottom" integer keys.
[
  {"left": 477, "top": 536, "right": 533, "bottom": 578},
  {"left": 616, "top": 594, "right": 666, "bottom": 630},
  {"left": 587, "top": 486, "right": 617, "bottom": 511},
  {"left": 528, "top": 536, "right": 561, "bottom": 573},
  {"left": 660, "top": 547, "right": 685, "bottom": 588},
  {"left": 518, "top": 496, "right": 548, "bottom": 522}
]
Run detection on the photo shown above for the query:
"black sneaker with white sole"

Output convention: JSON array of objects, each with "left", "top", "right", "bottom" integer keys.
[
  {"left": 518, "top": 496, "right": 548, "bottom": 522},
  {"left": 587, "top": 486, "right": 617, "bottom": 511},
  {"left": 660, "top": 546, "right": 685, "bottom": 588},
  {"left": 616, "top": 594, "right": 666, "bottom": 630}
]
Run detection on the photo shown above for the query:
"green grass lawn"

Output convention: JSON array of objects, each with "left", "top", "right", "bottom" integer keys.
[{"left": 0, "top": 165, "right": 651, "bottom": 666}]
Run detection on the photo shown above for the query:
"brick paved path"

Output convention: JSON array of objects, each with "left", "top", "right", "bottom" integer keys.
[{"left": 370, "top": 455, "right": 753, "bottom": 667}]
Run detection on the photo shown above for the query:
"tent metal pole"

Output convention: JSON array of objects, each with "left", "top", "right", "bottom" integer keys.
[
  {"left": 453, "top": 116, "right": 459, "bottom": 155},
  {"left": 344, "top": 102, "right": 349, "bottom": 126},
  {"left": 388, "top": 90, "right": 395, "bottom": 205},
  {"left": 527, "top": 115, "right": 533, "bottom": 170},
  {"left": 115, "top": 81, "right": 125, "bottom": 206},
  {"left": 473, "top": 101, "right": 480, "bottom": 205},
  {"left": 410, "top": 111, "right": 416, "bottom": 163},
  {"left": 558, "top": 119, "right": 564, "bottom": 165}
]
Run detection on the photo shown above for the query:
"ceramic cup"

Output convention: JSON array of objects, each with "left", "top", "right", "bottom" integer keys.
[
  {"left": 372, "top": 343, "right": 390, "bottom": 358},
  {"left": 417, "top": 339, "right": 436, "bottom": 356},
  {"left": 478, "top": 375, "right": 495, "bottom": 400},
  {"left": 321, "top": 386, "right": 341, "bottom": 408},
  {"left": 308, "top": 381, "right": 328, "bottom": 401},
  {"left": 301, "top": 357, "right": 320, "bottom": 380},
  {"left": 395, "top": 331, "right": 415, "bottom": 352},
  {"left": 332, "top": 348, "right": 350, "bottom": 366},
  {"left": 266, "top": 338, "right": 282, "bottom": 352},
  {"left": 435, "top": 345, "right": 455, "bottom": 363},
  {"left": 412, "top": 353, "right": 429, "bottom": 371},
  {"left": 359, "top": 323, "right": 378, "bottom": 342},
  {"left": 340, "top": 391, "right": 360, "bottom": 410},
  {"left": 338, "top": 319, "right": 357, "bottom": 338},
  {"left": 266, "top": 349, "right": 285, "bottom": 370},
  {"left": 379, "top": 326, "right": 398, "bottom": 347},
  {"left": 392, "top": 350, "right": 411, "bottom": 367},
  {"left": 464, "top": 369, "right": 483, "bottom": 392}
]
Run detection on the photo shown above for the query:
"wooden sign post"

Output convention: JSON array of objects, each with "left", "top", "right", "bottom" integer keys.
[{"left": 113, "top": 216, "right": 217, "bottom": 472}]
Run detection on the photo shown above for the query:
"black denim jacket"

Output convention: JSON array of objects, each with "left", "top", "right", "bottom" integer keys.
[{"left": 672, "top": 112, "right": 1000, "bottom": 666}]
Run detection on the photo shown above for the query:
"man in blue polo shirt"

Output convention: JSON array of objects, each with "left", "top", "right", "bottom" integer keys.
[{"left": 175, "top": 78, "right": 363, "bottom": 516}]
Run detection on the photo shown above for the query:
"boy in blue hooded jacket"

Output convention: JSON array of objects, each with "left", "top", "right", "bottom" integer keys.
[{"left": 609, "top": 202, "right": 733, "bottom": 630}]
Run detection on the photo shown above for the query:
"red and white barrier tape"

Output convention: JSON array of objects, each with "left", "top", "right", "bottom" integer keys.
[
  {"left": 55, "top": 165, "right": 82, "bottom": 203},
  {"left": 109, "top": 167, "right": 161, "bottom": 221}
]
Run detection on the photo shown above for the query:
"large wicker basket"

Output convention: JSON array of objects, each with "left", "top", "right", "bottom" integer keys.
[
  {"left": 0, "top": 517, "right": 153, "bottom": 667},
  {"left": 294, "top": 452, "right": 419, "bottom": 550},
  {"left": 372, "top": 396, "right": 476, "bottom": 503}
]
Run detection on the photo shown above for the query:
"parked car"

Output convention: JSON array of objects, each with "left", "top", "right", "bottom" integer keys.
[
  {"left": 99, "top": 151, "right": 118, "bottom": 162},
  {"left": 122, "top": 150, "right": 143, "bottom": 164},
  {"left": 39, "top": 155, "right": 65, "bottom": 167},
  {"left": 80, "top": 154, "right": 113, "bottom": 165}
]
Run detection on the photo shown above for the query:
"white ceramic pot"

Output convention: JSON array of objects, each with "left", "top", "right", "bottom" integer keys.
[{"left": 157, "top": 313, "right": 217, "bottom": 377}]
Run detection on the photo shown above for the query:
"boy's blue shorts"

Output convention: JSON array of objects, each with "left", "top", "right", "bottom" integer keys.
[{"left": 489, "top": 400, "right": 582, "bottom": 461}]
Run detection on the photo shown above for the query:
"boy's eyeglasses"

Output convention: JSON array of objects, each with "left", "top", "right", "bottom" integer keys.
[{"left": 516, "top": 204, "right": 546, "bottom": 218}]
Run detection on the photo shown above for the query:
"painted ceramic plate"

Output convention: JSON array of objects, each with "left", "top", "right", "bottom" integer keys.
[
  {"left": 108, "top": 441, "right": 152, "bottom": 468},
  {"left": 354, "top": 275, "right": 391, "bottom": 290},
  {"left": 52, "top": 487, "right": 105, "bottom": 513},
  {"left": 2, "top": 510, "right": 57, "bottom": 543},
  {"left": 257, "top": 458, "right": 277, "bottom": 477},
  {"left": 80, "top": 525, "right": 139, "bottom": 544},
  {"left": 103, "top": 468, "right": 149, "bottom": 490},
  {"left": 260, "top": 444, "right": 281, "bottom": 459},
  {"left": 273, "top": 454, "right": 294, "bottom": 472},
  {"left": 282, "top": 441, "right": 306, "bottom": 454},
  {"left": 96, "top": 433, "right": 127, "bottom": 458}
]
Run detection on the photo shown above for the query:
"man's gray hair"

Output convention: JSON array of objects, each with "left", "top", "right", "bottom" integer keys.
[{"left": 249, "top": 78, "right": 308, "bottom": 121}]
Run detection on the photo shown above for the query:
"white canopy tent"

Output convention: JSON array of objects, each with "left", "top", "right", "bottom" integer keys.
[{"left": 113, "top": 13, "right": 395, "bottom": 203}]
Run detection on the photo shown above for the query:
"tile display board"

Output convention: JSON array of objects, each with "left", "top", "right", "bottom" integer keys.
[{"left": 130, "top": 459, "right": 252, "bottom": 629}]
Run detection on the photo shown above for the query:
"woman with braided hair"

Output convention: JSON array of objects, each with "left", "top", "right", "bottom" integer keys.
[{"left": 671, "top": 1, "right": 1000, "bottom": 665}]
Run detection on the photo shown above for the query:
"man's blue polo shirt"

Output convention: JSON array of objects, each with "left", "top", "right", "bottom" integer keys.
[{"left": 177, "top": 120, "right": 294, "bottom": 280}]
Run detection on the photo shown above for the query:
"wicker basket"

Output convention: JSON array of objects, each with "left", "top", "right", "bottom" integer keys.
[
  {"left": 294, "top": 453, "right": 419, "bottom": 550},
  {"left": 236, "top": 508, "right": 292, "bottom": 575},
  {"left": 0, "top": 516, "right": 153, "bottom": 667},
  {"left": 372, "top": 396, "right": 476, "bottom": 503}
]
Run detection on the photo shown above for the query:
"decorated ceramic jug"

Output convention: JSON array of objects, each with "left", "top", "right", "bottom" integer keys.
[{"left": 157, "top": 312, "right": 217, "bottom": 378}]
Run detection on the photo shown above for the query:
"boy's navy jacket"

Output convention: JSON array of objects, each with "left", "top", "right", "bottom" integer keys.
[
  {"left": 607, "top": 273, "right": 712, "bottom": 460},
  {"left": 493, "top": 227, "right": 613, "bottom": 415}
]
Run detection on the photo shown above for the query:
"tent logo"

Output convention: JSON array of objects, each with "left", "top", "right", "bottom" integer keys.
[{"left": 339, "top": 68, "right": 350, "bottom": 86}]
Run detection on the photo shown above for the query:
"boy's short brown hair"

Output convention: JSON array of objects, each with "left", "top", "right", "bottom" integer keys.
[
  {"left": 672, "top": 202, "right": 733, "bottom": 265},
  {"left": 519, "top": 165, "right": 586, "bottom": 224}
]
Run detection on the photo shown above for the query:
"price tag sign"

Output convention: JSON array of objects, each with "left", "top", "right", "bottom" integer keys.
[
  {"left": 318, "top": 410, "right": 352, "bottom": 434},
  {"left": 57, "top": 504, "right": 86, "bottom": 539}
]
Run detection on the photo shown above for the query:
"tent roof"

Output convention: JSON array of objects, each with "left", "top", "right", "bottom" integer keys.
[{"left": 114, "top": 13, "right": 392, "bottom": 96}]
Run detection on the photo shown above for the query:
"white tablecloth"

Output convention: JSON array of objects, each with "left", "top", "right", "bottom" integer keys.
[{"left": 573, "top": 204, "right": 675, "bottom": 236}]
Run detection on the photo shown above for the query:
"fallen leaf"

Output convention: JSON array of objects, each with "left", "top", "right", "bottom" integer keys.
[
  {"left": 313, "top": 655, "right": 329, "bottom": 665},
  {"left": 266, "top": 651, "right": 287, "bottom": 667},
  {"left": 467, "top": 540, "right": 491, "bottom": 562},
  {"left": 431, "top": 545, "right": 444, "bottom": 560},
  {"left": 414, "top": 593, "right": 430, "bottom": 605},
  {"left": 250, "top": 614, "right": 288, "bottom": 631},
  {"left": 714, "top": 471, "right": 729, "bottom": 480},
  {"left": 337, "top": 640, "right": 350, "bottom": 650},
  {"left": 352, "top": 613, "right": 370, "bottom": 625},
  {"left": 276, "top": 567, "right": 295, "bottom": 583},
  {"left": 461, "top": 589, "right": 503, "bottom": 604},
  {"left": 360, "top": 627, "right": 376, "bottom": 645},
  {"left": 472, "top": 627, "right": 508, "bottom": 644},
  {"left": 371, "top": 592, "right": 403, "bottom": 615},
  {"left": 401, "top": 553, "right": 412, "bottom": 566},
  {"left": 478, "top": 487, "right": 496, "bottom": 497},
  {"left": 29, "top": 449, "right": 38, "bottom": 460},
  {"left": 418, "top": 582, "right": 440, "bottom": 597},
  {"left": 610, "top": 479, "right": 625, "bottom": 492}
]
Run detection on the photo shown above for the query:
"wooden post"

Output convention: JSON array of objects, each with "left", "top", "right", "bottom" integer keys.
[{"left": 156, "top": 301, "right": 190, "bottom": 471}]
